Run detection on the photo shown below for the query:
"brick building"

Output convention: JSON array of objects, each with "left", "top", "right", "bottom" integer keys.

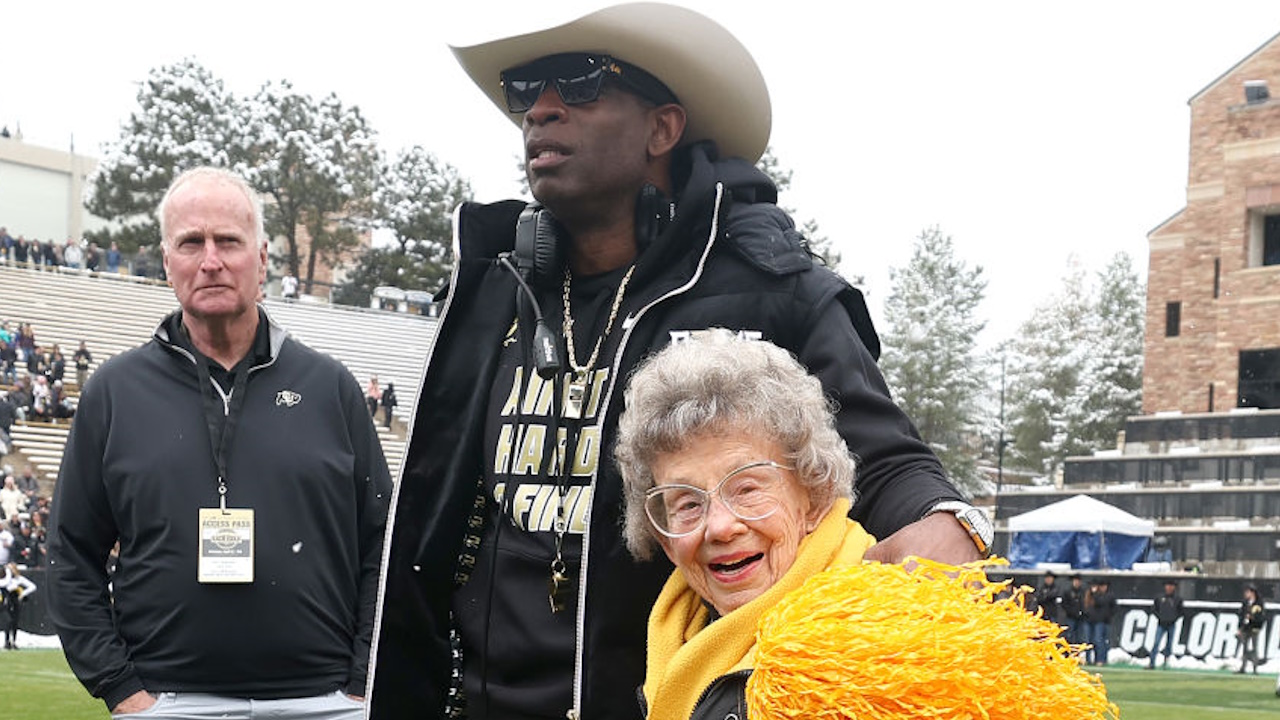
[{"left": 1146, "top": 31, "right": 1280, "bottom": 413}]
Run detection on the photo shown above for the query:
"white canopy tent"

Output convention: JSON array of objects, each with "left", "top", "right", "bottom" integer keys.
[{"left": 1006, "top": 495, "right": 1156, "bottom": 569}]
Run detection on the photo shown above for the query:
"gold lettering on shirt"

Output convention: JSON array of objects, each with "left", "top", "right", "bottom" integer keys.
[
  {"left": 490, "top": 481, "right": 595, "bottom": 533},
  {"left": 513, "top": 424, "right": 548, "bottom": 476},
  {"left": 490, "top": 364, "right": 612, "bottom": 534},
  {"left": 494, "top": 424, "right": 516, "bottom": 475},
  {"left": 569, "top": 426, "right": 600, "bottom": 476}
]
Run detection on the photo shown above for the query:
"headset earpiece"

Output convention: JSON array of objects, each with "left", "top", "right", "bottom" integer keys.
[
  {"left": 635, "top": 183, "right": 674, "bottom": 252},
  {"left": 515, "top": 202, "right": 563, "bottom": 288}
]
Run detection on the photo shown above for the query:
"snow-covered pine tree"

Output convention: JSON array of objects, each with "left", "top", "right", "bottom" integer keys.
[
  {"left": 333, "top": 146, "right": 473, "bottom": 304},
  {"left": 236, "top": 82, "right": 380, "bottom": 293},
  {"left": 85, "top": 58, "right": 241, "bottom": 253},
  {"left": 879, "top": 227, "right": 988, "bottom": 494},
  {"left": 1005, "top": 254, "right": 1143, "bottom": 479}
]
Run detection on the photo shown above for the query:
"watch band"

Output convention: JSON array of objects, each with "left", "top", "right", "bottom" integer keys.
[{"left": 928, "top": 501, "right": 994, "bottom": 558}]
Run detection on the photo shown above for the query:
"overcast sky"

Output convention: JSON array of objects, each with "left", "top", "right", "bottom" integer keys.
[{"left": 6, "top": 1, "right": 1280, "bottom": 344}]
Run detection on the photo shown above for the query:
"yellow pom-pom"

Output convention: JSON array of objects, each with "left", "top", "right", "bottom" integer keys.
[{"left": 746, "top": 558, "right": 1118, "bottom": 720}]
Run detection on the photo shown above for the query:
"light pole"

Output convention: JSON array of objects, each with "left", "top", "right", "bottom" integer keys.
[{"left": 995, "top": 350, "right": 1007, "bottom": 515}]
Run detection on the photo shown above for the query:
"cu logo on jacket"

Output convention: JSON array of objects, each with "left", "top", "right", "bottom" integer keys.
[{"left": 275, "top": 390, "right": 302, "bottom": 407}]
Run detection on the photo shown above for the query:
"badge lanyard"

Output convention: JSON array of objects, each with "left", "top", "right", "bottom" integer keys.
[
  {"left": 193, "top": 352, "right": 256, "bottom": 584},
  {"left": 194, "top": 355, "right": 251, "bottom": 511}
]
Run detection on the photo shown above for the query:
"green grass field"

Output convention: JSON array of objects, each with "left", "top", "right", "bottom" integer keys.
[
  {"left": 1096, "top": 665, "right": 1279, "bottom": 719},
  {"left": 3, "top": 648, "right": 1279, "bottom": 718},
  {"left": 3, "top": 649, "right": 107, "bottom": 719}
]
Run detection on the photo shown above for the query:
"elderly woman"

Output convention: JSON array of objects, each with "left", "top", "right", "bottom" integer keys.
[
  {"left": 616, "top": 330, "right": 1117, "bottom": 720},
  {"left": 615, "top": 329, "right": 875, "bottom": 719}
]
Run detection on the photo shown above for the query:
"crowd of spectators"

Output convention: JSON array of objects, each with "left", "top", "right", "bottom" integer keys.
[
  {"left": 1, "top": 321, "right": 82, "bottom": 430},
  {"left": 0, "top": 296, "right": 82, "bottom": 650},
  {"left": 0, "top": 313, "right": 65, "bottom": 644},
  {"left": 0, "top": 460, "right": 49, "bottom": 649},
  {"left": 1, "top": 319, "right": 87, "bottom": 587},
  {"left": 0, "top": 464, "right": 49, "bottom": 570},
  {"left": 0, "top": 226, "right": 161, "bottom": 280}
]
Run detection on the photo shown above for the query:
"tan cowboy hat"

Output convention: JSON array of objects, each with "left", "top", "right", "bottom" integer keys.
[{"left": 451, "top": 2, "right": 772, "bottom": 163}]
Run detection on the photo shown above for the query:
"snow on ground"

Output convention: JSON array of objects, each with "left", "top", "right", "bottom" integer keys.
[{"left": 8, "top": 630, "right": 62, "bottom": 650}]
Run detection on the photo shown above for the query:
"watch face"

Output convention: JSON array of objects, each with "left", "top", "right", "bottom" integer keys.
[{"left": 966, "top": 509, "right": 994, "bottom": 541}]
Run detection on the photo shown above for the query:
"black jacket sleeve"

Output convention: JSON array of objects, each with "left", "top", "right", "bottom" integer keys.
[
  {"left": 344, "top": 371, "right": 393, "bottom": 696},
  {"left": 795, "top": 290, "right": 965, "bottom": 540},
  {"left": 47, "top": 376, "right": 146, "bottom": 709}
]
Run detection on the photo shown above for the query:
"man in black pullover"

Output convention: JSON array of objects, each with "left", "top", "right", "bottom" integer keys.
[{"left": 48, "top": 167, "right": 391, "bottom": 719}]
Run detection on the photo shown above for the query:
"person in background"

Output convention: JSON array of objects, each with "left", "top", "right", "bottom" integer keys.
[
  {"left": 14, "top": 465, "right": 39, "bottom": 507},
  {"left": 1146, "top": 535, "right": 1173, "bottom": 564},
  {"left": 1084, "top": 578, "right": 1116, "bottom": 666},
  {"left": 381, "top": 382, "right": 398, "bottom": 430},
  {"left": 132, "top": 244, "right": 152, "bottom": 278},
  {"left": 50, "top": 345, "right": 66, "bottom": 385},
  {"left": 1237, "top": 585, "right": 1265, "bottom": 674},
  {"left": 1061, "top": 574, "right": 1086, "bottom": 644},
  {"left": 1, "top": 562, "right": 37, "bottom": 650},
  {"left": 50, "top": 380, "right": 75, "bottom": 420},
  {"left": 13, "top": 521, "right": 43, "bottom": 567},
  {"left": 15, "top": 323, "right": 35, "bottom": 358},
  {"left": 73, "top": 340, "right": 93, "bottom": 389},
  {"left": 106, "top": 241, "right": 122, "bottom": 274},
  {"left": 13, "top": 236, "right": 29, "bottom": 266},
  {"left": 0, "top": 475, "right": 26, "bottom": 519},
  {"left": 0, "top": 338, "right": 16, "bottom": 385},
  {"left": 1149, "top": 580, "right": 1184, "bottom": 669},
  {"left": 7, "top": 376, "right": 31, "bottom": 421},
  {"left": 0, "top": 518, "right": 12, "bottom": 565},
  {"left": 29, "top": 375, "right": 51, "bottom": 422},
  {"left": 86, "top": 241, "right": 102, "bottom": 272},
  {"left": 63, "top": 238, "right": 84, "bottom": 269},
  {"left": 365, "top": 375, "right": 381, "bottom": 419},
  {"left": 1032, "top": 570, "right": 1063, "bottom": 623},
  {"left": 0, "top": 393, "right": 16, "bottom": 453},
  {"left": 48, "top": 166, "right": 391, "bottom": 718}
]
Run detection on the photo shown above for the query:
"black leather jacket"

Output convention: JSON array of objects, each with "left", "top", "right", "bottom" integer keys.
[{"left": 638, "top": 670, "right": 751, "bottom": 720}]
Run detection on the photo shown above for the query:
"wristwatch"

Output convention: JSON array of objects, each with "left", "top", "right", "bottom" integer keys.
[{"left": 928, "top": 501, "right": 994, "bottom": 558}]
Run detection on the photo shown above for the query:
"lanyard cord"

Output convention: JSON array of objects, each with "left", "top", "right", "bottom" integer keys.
[{"left": 193, "top": 353, "right": 251, "bottom": 512}]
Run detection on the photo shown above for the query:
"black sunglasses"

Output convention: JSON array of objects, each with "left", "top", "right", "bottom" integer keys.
[{"left": 500, "top": 53, "right": 678, "bottom": 113}]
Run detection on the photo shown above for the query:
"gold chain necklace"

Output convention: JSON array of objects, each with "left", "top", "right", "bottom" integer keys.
[
  {"left": 561, "top": 263, "right": 635, "bottom": 378},
  {"left": 545, "top": 263, "right": 635, "bottom": 614}
]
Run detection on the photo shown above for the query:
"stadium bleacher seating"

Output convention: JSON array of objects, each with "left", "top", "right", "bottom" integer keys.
[{"left": 0, "top": 261, "right": 436, "bottom": 484}]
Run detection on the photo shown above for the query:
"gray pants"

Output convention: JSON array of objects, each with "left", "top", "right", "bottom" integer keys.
[{"left": 111, "top": 691, "right": 364, "bottom": 719}]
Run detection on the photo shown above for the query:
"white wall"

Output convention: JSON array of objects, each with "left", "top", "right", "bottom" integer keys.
[{"left": 0, "top": 136, "right": 105, "bottom": 241}]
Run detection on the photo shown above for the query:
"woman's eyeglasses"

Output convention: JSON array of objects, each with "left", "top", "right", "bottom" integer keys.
[{"left": 644, "top": 461, "right": 793, "bottom": 538}]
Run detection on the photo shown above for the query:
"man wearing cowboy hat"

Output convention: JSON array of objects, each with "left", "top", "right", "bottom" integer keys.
[{"left": 370, "top": 4, "right": 983, "bottom": 718}]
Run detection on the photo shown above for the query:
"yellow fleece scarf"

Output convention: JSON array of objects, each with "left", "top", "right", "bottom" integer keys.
[{"left": 642, "top": 498, "right": 873, "bottom": 720}]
